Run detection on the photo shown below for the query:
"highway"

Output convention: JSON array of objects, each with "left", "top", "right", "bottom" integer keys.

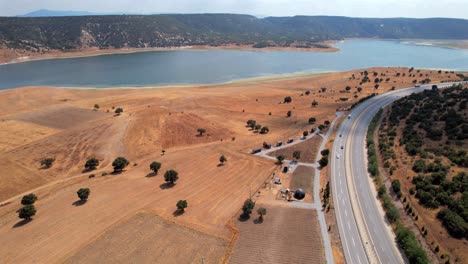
[{"left": 331, "top": 81, "right": 465, "bottom": 264}]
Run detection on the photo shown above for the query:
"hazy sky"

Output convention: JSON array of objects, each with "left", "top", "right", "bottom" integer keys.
[{"left": 1, "top": 0, "right": 468, "bottom": 19}]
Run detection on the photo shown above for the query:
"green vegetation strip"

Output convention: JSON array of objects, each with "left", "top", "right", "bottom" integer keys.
[{"left": 367, "top": 109, "right": 429, "bottom": 264}]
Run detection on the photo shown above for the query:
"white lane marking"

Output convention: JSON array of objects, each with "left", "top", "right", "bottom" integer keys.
[
  {"left": 345, "top": 209, "right": 348, "bottom": 217},
  {"left": 352, "top": 237, "right": 356, "bottom": 246}
]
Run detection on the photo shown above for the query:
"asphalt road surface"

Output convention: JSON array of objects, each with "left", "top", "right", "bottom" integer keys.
[{"left": 331, "top": 82, "right": 465, "bottom": 264}]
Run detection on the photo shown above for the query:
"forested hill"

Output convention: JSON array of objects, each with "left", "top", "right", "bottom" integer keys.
[{"left": 1, "top": 14, "right": 468, "bottom": 51}]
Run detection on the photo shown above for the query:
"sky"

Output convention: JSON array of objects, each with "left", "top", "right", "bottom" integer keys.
[{"left": 1, "top": 0, "right": 468, "bottom": 19}]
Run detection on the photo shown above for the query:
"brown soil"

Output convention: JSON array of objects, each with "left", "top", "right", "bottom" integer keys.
[
  {"left": 229, "top": 205, "right": 325, "bottom": 264},
  {"left": 0, "top": 67, "right": 460, "bottom": 262},
  {"left": 65, "top": 212, "right": 227, "bottom": 264},
  {"left": 291, "top": 166, "right": 315, "bottom": 195},
  {"left": 268, "top": 136, "right": 323, "bottom": 163}
]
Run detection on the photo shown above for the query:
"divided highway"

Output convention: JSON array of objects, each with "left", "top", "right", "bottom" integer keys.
[{"left": 331, "top": 82, "right": 464, "bottom": 264}]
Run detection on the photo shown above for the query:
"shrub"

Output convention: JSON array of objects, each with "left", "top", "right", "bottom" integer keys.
[
  {"left": 287, "top": 110, "right": 292, "bottom": 117},
  {"left": 391, "top": 179, "right": 401, "bottom": 196},
  {"left": 84, "top": 158, "right": 100, "bottom": 170},
  {"left": 311, "top": 100, "right": 319, "bottom": 107},
  {"left": 77, "top": 188, "right": 90, "bottom": 201},
  {"left": 176, "top": 200, "right": 188, "bottom": 212},
  {"left": 115, "top": 108, "right": 124, "bottom": 114},
  {"left": 321, "top": 149, "right": 330, "bottom": 156},
  {"left": 260, "top": 126, "right": 270, "bottom": 134},
  {"left": 242, "top": 199, "right": 256, "bottom": 217},
  {"left": 18, "top": 205, "right": 36, "bottom": 220},
  {"left": 305, "top": 90, "right": 310, "bottom": 95},
  {"left": 112, "top": 157, "right": 129, "bottom": 172},
  {"left": 219, "top": 155, "right": 227, "bottom": 164},
  {"left": 319, "top": 156, "right": 328, "bottom": 167},
  {"left": 276, "top": 155, "right": 286, "bottom": 164},
  {"left": 284, "top": 96, "right": 292, "bottom": 103},
  {"left": 308, "top": 117, "right": 317, "bottom": 124},
  {"left": 197, "top": 128, "right": 206, "bottom": 136},
  {"left": 293, "top": 150, "right": 301, "bottom": 160},
  {"left": 149, "top": 161, "right": 162, "bottom": 174},
  {"left": 21, "top": 193, "right": 37, "bottom": 205},
  {"left": 257, "top": 207, "right": 267, "bottom": 220},
  {"left": 40, "top": 158, "right": 55, "bottom": 169},
  {"left": 303, "top": 131, "right": 309, "bottom": 137},
  {"left": 164, "top": 170, "right": 179, "bottom": 185}
]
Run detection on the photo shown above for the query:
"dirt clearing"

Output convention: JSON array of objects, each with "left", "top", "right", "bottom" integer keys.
[
  {"left": 290, "top": 166, "right": 314, "bottom": 196},
  {"left": 66, "top": 212, "right": 227, "bottom": 264},
  {"left": 268, "top": 136, "right": 322, "bottom": 163}
]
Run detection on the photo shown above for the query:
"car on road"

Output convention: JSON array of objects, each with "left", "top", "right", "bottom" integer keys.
[
  {"left": 263, "top": 142, "right": 271, "bottom": 149},
  {"left": 276, "top": 141, "right": 283, "bottom": 147},
  {"left": 340, "top": 146, "right": 344, "bottom": 149},
  {"left": 347, "top": 114, "right": 351, "bottom": 119},
  {"left": 336, "top": 154, "right": 340, "bottom": 159},
  {"left": 339, "top": 134, "right": 342, "bottom": 137},
  {"left": 287, "top": 138, "right": 294, "bottom": 143},
  {"left": 415, "top": 84, "right": 421, "bottom": 87}
]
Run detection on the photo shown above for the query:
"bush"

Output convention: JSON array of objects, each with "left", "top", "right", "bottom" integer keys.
[
  {"left": 112, "top": 157, "right": 129, "bottom": 172},
  {"left": 305, "top": 90, "right": 310, "bottom": 95},
  {"left": 276, "top": 155, "right": 286, "bottom": 164},
  {"left": 18, "top": 205, "right": 36, "bottom": 220},
  {"left": 303, "top": 131, "right": 309, "bottom": 137},
  {"left": 77, "top": 188, "right": 90, "bottom": 201},
  {"left": 287, "top": 110, "right": 292, "bottom": 117},
  {"left": 242, "top": 199, "right": 256, "bottom": 217},
  {"left": 391, "top": 179, "right": 401, "bottom": 196},
  {"left": 115, "top": 108, "right": 124, "bottom": 114},
  {"left": 197, "top": 128, "right": 206, "bottom": 136},
  {"left": 319, "top": 156, "right": 329, "bottom": 167},
  {"left": 321, "top": 149, "right": 330, "bottom": 156},
  {"left": 176, "top": 200, "right": 188, "bottom": 211},
  {"left": 84, "top": 158, "right": 99, "bottom": 170},
  {"left": 164, "top": 170, "right": 179, "bottom": 185},
  {"left": 149, "top": 161, "right": 162, "bottom": 174},
  {"left": 308, "top": 117, "right": 316, "bottom": 124},
  {"left": 293, "top": 150, "right": 301, "bottom": 160},
  {"left": 395, "top": 224, "right": 429, "bottom": 263},
  {"left": 21, "top": 193, "right": 37, "bottom": 205},
  {"left": 437, "top": 209, "right": 468, "bottom": 239},
  {"left": 260, "top": 126, "right": 270, "bottom": 134},
  {"left": 284, "top": 96, "right": 292, "bottom": 103},
  {"left": 219, "top": 155, "right": 227, "bottom": 164},
  {"left": 40, "top": 158, "right": 55, "bottom": 168}
]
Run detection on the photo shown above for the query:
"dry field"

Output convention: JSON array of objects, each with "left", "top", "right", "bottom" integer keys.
[
  {"left": 268, "top": 135, "right": 322, "bottom": 163},
  {"left": 229, "top": 205, "right": 324, "bottom": 264},
  {"left": 0, "top": 67, "right": 460, "bottom": 263},
  {"left": 65, "top": 212, "right": 227, "bottom": 264},
  {"left": 290, "top": 165, "right": 315, "bottom": 195}
]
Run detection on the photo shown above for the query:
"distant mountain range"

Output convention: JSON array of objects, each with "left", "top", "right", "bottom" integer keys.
[
  {"left": 18, "top": 9, "right": 97, "bottom": 17},
  {"left": 1, "top": 14, "right": 467, "bottom": 53}
]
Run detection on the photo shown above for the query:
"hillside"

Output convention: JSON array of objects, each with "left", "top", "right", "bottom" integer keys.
[
  {"left": 0, "top": 14, "right": 467, "bottom": 54},
  {"left": 378, "top": 83, "right": 468, "bottom": 262}
]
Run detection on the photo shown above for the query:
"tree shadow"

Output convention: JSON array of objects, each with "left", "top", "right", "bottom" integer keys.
[
  {"left": 217, "top": 163, "right": 225, "bottom": 167},
  {"left": 159, "top": 182, "right": 175, "bottom": 190},
  {"left": 254, "top": 218, "right": 264, "bottom": 224},
  {"left": 13, "top": 219, "right": 32, "bottom": 228},
  {"left": 72, "top": 200, "right": 87, "bottom": 206},
  {"left": 146, "top": 172, "right": 157, "bottom": 177},
  {"left": 81, "top": 168, "right": 95, "bottom": 174},
  {"left": 110, "top": 170, "right": 124, "bottom": 176},
  {"left": 172, "top": 209, "right": 185, "bottom": 217},
  {"left": 237, "top": 214, "right": 250, "bottom": 222}
]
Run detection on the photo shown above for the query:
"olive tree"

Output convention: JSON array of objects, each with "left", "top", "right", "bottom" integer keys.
[
  {"left": 77, "top": 188, "right": 90, "bottom": 201},
  {"left": 112, "top": 157, "right": 129, "bottom": 172},
  {"left": 150, "top": 161, "right": 162, "bottom": 174},
  {"left": 18, "top": 205, "right": 36, "bottom": 220},
  {"left": 21, "top": 193, "right": 37, "bottom": 205},
  {"left": 164, "top": 170, "right": 179, "bottom": 185},
  {"left": 176, "top": 200, "right": 188, "bottom": 212},
  {"left": 85, "top": 158, "right": 100, "bottom": 170}
]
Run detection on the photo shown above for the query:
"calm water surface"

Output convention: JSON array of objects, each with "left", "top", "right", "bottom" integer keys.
[{"left": 0, "top": 39, "right": 467, "bottom": 90}]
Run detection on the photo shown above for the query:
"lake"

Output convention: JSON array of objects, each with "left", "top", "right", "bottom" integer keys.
[{"left": 0, "top": 39, "right": 467, "bottom": 90}]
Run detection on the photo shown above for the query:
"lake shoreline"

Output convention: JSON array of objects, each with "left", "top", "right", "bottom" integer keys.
[{"left": 0, "top": 43, "right": 338, "bottom": 65}]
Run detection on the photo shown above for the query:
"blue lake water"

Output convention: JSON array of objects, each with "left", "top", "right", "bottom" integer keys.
[{"left": 0, "top": 39, "right": 467, "bottom": 90}]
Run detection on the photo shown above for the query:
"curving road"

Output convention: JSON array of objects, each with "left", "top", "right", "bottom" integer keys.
[{"left": 331, "top": 81, "right": 465, "bottom": 264}]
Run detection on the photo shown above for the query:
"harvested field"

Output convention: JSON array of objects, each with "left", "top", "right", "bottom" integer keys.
[
  {"left": 12, "top": 106, "right": 107, "bottom": 129},
  {"left": 0, "top": 120, "right": 58, "bottom": 152},
  {"left": 268, "top": 136, "right": 322, "bottom": 163},
  {"left": 229, "top": 205, "right": 324, "bottom": 264},
  {"left": 66, "top": 212, "right": 227, "bottom": 264},
  {"left": 290, "top": 166, "right": 314, "bottom": 196}
]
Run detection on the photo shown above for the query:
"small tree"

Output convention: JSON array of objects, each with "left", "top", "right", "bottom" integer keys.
[
  {"left": 150, "top": 161, "right": 162, "bottom": 174},
  {"left": 305, "top": 90, "right": 310, "bottom": 95},
  {"left": 164, "top": 170, "right": 179, "bottom": 185},
  {"left": 219, "top": 155, "right": 227, "bottom": 164},
  {"left": 357, "top": 87, "right": 363, "bottom": 92},
  {"left": 311, "top": 100, "right": 319, "bottom": 107},
  {"left": 246, "top": 120, "right": 256, "bottom": 129},
  {"left": 319, "top": 156, "right": 329, "bottom": 167},
  {"left": 260, "top": 126, "right": 270, "bottom": 134},
  {"left": 77, "top": 188, "right": 90, "bottom": 201},
  {"left": 345, "top": 86, "right": 351, "bottom": 91},
  {"left": 85, "top": 158, "right": 100, "bottom": 171},
  {"left": 115, "top": 108, "right": 124, "bottom": 115},
  {"left": 293, "top": 150, "right": 301, "bottom": 161},
  {"left": 21, "top": 193, "right": 37, "bottom": 205},
  {"left": 284, "top": 96, "right": 292, "bottom": 103},
  {"left": 276, "top": 155, "right": 286, "bottom": 164},
  {"left": 318, "top": 124, "right": 325, "bottom": 131},
  {"left": 321, "top": 149, "right": 330, "bottom": 156},
  {"left": 287, "top": 110, "right": 292, "bottom": 117},
  {"left": 40, "top": 158, "right": 55, "bottom": 169},
  {"left": 254, "top": 124, "right": 262, "bottom": 131},
  {"left": 197, "top": 128, "right": 206, "bottom": 136},
  {"left": 112, "top": 157, "right": 129, "bottom": 172},
  {"left": 308, "top": 117, "right": 316, "bottom": 124},
  {"left": 303, "top": 131, "right": 309, "bottom": 137},
  {"left": 242, "top": 199, "right": 256, "bottom": 217},
  {"left": 94, "top": 104, "right": 100, "bottom": 110},
  {"left": 176, "top": 200, "right": 188, "bottom": 212},
  {"left": 18, "top": 205, "right": 36, "bottom": 220},
  {"left": 257, "top": 207, "right": 267, "bottom": 220}
]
